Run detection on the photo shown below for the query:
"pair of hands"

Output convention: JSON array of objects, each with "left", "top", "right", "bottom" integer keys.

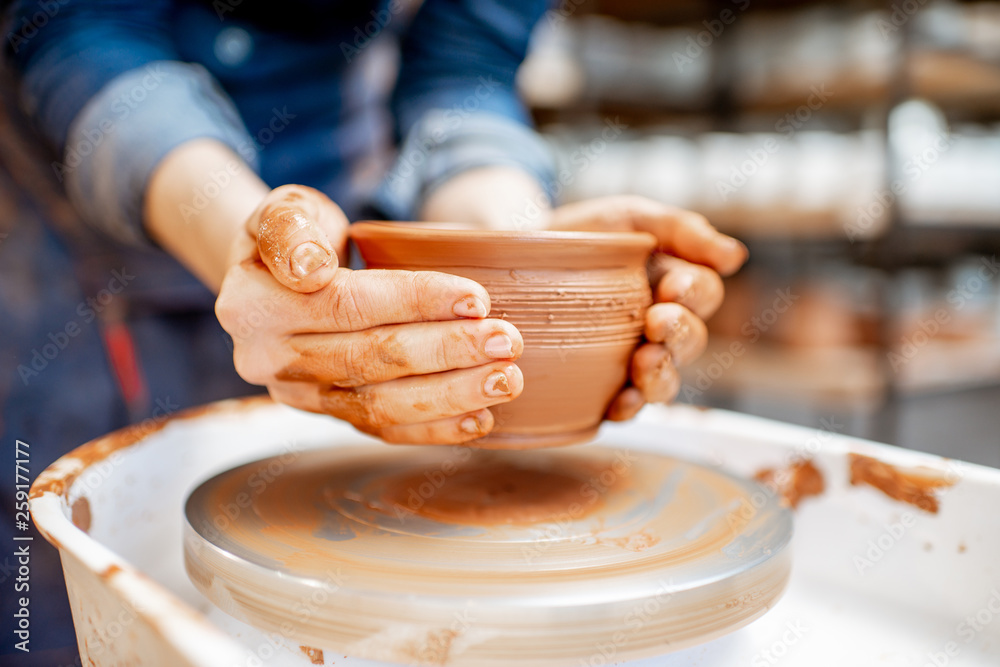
[{"left": 215, "top": 185, "right": 747, "bottom": 445}]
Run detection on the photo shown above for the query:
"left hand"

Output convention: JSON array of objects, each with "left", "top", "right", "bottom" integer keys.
[{"left": 545, "top": 195, "right": 748, "bottom": 421}]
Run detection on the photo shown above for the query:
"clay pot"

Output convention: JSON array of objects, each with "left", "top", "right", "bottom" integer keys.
[{"left": 351, "top": 222, "right": 656, "bottom": 448}]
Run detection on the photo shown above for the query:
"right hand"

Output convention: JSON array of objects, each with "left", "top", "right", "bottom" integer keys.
[{"left": 215, "top": 184, "right": 525, "bottom": 444}]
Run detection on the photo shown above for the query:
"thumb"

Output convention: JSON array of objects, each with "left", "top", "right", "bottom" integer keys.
[{"left": 247, "top": 184, "right": 349, "bottom": 293}]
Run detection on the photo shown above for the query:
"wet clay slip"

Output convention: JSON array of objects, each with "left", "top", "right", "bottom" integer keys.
[
  {"left": 350, "top": 222, "right": 657, "bottom": 448},
  {"left": 184, "top": 444, "right": 793, "bottom": 665}
]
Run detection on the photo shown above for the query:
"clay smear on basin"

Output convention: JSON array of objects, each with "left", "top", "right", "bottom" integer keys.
[
  {"left": 29, "top": 395, "right": 273, "bottom": 501},
  {"left": 71, "top": 496, "right": 92, "bottom": 533},
  {"left": 849, "top": 453, "right": 955, "bottom": 513},
  {"left": 754, "top": 460, "right": 825, "bottom": 509},
  {"left": 298, "top": 646, "right": 324, "bottom": 664}
]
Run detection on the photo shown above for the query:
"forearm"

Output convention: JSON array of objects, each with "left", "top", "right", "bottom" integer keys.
[
  {"left": 144, "top": 139, "right": 269, "bottom": 292},
  {"left": 420, "top": 165, "right": 551, "bottom": 230}
]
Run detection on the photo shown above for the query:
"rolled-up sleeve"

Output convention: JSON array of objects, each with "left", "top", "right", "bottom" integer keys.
[
  {"left": 371, "top": 0, "right": 556, "bottom": 221},
  {"left": 5, "top": 1, "right": 257, "bottom": 247}
]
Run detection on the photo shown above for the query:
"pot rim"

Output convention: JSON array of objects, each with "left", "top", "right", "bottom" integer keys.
[{"left": 350, "top": 221, "right": 658, "bottom": 251}]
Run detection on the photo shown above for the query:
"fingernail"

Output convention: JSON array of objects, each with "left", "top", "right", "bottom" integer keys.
[
  {"left": 453, "top": 295, "right": 488, "bottom": 318},
  {"left": 721, "top": 237, "right": 749, "bottom": 272},
  {"left": 289, "top": 241, "right": 330, "bottom": 278},
  {"left": 722, "top": 236, "right": 748, "bottom": 254},
  {"left": 483, "top": 370, "right": 511, "bottom": 397},
  {"left": 483, "top": 333, "right": 513, "bottom": 359},
  {"left": 460, "top": 415, "right": 482, "bottom": 434}
]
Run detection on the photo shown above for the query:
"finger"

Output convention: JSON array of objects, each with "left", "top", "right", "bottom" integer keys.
[
  {"left": 630, "top": 201, "right": 747, "bottom": 277},
  {"left": 270, "top": 362, "right": 523, "bottom": 427},
  {"left": 279, "top": 319, "right": 523, "bottom": 386},
  {"left": 605, "top": 386, "right": 645, "bottom": 422},
  {"left": 644, "top": 302, "right": 708, "bottom": 367},
  {"left": 224, "top": 263, "right": 493, "bottom": 334},
  {"left": 550, "top": 196, "right": 747, "bottom": 276},
  {"left": 247, "top": 185, "right": 349, "bottom": 293},
  {"left": 270, "top": 384, "right": 495, "bottom": 444},
  {"left": 304, "top": 269, "right": 493, "bottom": 332},
  {"left": 650, "top": 255, "right": 726, "bottom": 320},
  {"left": 631, "top": 342, "right": 681, "bottom": 404},
  {"left": 375, "top": 409, "right": 496, "bottom": 445},
  {"left": 321, "top": 362, "right": 523, "bottom": 427}
]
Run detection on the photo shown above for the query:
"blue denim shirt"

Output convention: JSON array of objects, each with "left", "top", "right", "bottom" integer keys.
[{"left": 6, "top": 0, "right": 555, "bottom": 246}]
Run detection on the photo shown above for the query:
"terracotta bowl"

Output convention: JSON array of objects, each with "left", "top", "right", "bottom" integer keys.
[{"left": 351, "top": 222, "right": 657, "bottom": 448}]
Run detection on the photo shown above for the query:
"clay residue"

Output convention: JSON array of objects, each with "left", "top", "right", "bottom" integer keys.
[
  {"left": 101, "top": 564, "right": 122, "bottom": 580},
  {"left": 71, "top": 496, "right": 91, "bottom": 533},
  {"left": 257, "top": 205, "right": 310, "bottom": 265},
  {"left": 381, "top": 459, "right": 609, "bottom": 526},
  {"left": 299, "top": 646, "right": 324, "bottom": 664},
  {"left": 490, "top": 373, "right": 510, "bottom": 395},
  {"left": 754, "top": 459, "right": 825, "bottom": 509},
  {"left": 597, "top": 529, "right": 660, "bottom": 552},
  {"left": 403, "top": 629, "right": 458, "bottom": 666},
  {"left": 848, "top": 453, "right": 954, "bottom": 514},
  {"left": 725, "top": 589, "right": 764, "bottom": 610}
]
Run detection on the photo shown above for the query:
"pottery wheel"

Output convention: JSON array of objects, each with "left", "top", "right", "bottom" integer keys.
[{"left": 184, "top": 445, "right": 792, "bottom": 666}]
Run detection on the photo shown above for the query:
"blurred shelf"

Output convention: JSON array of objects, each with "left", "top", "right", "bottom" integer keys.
[
  {"left": 682, "top": 339, "right": 886, "bottom": 410},
  {"left": 708, "top": 209, "right": 852, "bottom": 241},
  {"left": 893, "top": 337, "right": 1000, "bottom": 395},
  {"left": 532, "top": 51, "right": 1000, "bottom": 120},
  {"left": 589, "top": 0, "right": 889, "bottom": 26},
  {"left": 908, "top": 50, "right": 1000, "bottom": 114},
  {"left": 687, "top": 335, "right": 1000, "bottom": 410}
]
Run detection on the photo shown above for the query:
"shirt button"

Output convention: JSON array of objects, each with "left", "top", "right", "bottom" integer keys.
[{"left": 214, "top": 27, "right": 253, "bottom": 67}]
